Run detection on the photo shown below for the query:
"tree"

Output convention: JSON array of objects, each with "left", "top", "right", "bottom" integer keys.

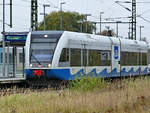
[
  {"left": 38, "top": 11, "right": 95, "bottom": 34},
  {"left": 97, "top": 29, "right": 115, "bottom": 36}
]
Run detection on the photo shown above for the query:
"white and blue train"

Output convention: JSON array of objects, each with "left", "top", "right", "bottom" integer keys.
[{"left": 25, "top": 31, "right": 150, "bottom": 80}]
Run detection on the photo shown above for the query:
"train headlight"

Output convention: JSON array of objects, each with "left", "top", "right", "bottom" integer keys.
[
  {"left": 48, "top": 64, "right": 51, "bottom": 67},
  {"left": 44, "top": 34, "right": 48, "bottom": 38},
  {"left": 30, "top": 64, "right": 33, "bottom": 68}
]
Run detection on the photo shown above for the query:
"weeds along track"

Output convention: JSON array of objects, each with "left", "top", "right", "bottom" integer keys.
[
  {"left": 0, "top": 80, "right": 68, "bottom": 96},
  {"left": 0, "top": 76, "right": 148, "bottom": 97},
  {"left": 0, "top": 87, "right": 55, "bottom": 97}
]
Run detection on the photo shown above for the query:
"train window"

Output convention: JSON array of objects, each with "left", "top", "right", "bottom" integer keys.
[
  {"left": 19, "top": 53, "right": 24, "bottom": 63},
  {"left": 31, "top": 43, "right": 56, "bottom": 50},
  {"left": 31, "top": 37, "right": 58, "bottom": 43},
  {"left": 142, "top": 53, "right": 147, "bottom": 65},
  {"left": 0, "top": 53, "right": 8, "bottom": 63},
  {"left": 129, "top": 52, "right": 138, "bottom": 65},
  {"left": 59, "top": 48, "right": 69, "bottom": 67},
  {"left": 9, "top": 53, "right": 13, "bottom": 64},
  {"left": 121, "top": 52, "right": 126, "bottom": 66},
  {"left": 70, "top": 49, "right": 81, "bottom": 67},
  {"left": 121, "top": 52, "right": 139, "bottom": 66},
  {"left": 88, "top": 50, "right": 101, "bottom": 66},
  {"left": 88, "top": 50, "right": 111, "bottom": 66},
  {"left": 30, "top": 42, "right": 56, "bottom": 63},
  {"left": 31, "top": 34, "right": 62, "bottom": 43},
  {"left": 30, "top": 34, "right": 61, "bottom": 64},
  {"left": 101, "top": 51, "right": 111, "bottom": 66}
]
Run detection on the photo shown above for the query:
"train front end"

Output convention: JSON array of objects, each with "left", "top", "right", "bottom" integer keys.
[{"left": 25, "top": 31, "right": 63, "bottom": 80}]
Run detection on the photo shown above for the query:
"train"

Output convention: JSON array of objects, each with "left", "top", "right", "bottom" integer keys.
[{"left": 25, "top": 31, "right": 150, "bottom": 81}]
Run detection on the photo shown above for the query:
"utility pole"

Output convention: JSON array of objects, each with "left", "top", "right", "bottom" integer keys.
[
  {"left": 116, "top": 21, "right": 122, "bottom": 37},
  {"left": 115, "top": 0, "right": 136, "bottom": 40},
  {"left": 131, "top": 0, "right": 136, "bottom": 40},
  {"left": 128, "top": 19, "right": 132, "bottom": 39},
  {"left": 100, "top": 12, "right": 104, "bottom": 34},
  {"left": 40, "top": 4, "right": 50, "bottom": 31},
  {"left": 77, "top": 20, "right": 83, "bottom": 32},
  {"left": 1, "top": 0, "right": 13, "bottom": 77},
  {"left": 84, "top": 14, "right": 91, "bottom": 33},
  {"left": 140, "top": 26, "right": 144, "bottom": 41},
  {"left": 2, "top": 0, "right": 6, "bottom": 77},
  {"left": 60, "top": 2, "right": 66, "bottom": 30},
  {"left": 31, "top": 0, "right": 38, "bottom": 31},
  {"left": 10, "top": 0, "right": 12, "bottom": 28},
  {"left": 94, "top": 22, "right": 96, "bottom": 34}
]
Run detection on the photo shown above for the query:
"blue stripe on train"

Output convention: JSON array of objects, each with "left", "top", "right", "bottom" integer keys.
[{"left": 25, "top": 67, "right": 148, "bottom": 80}]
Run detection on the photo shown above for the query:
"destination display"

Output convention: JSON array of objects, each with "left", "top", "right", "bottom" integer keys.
[{"left": 5, "top": 35, "right": 27, "bottom": 42}]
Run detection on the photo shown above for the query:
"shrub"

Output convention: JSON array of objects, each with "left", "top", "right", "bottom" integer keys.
[{"left": 69, "top": 76, "right": 107, "bottom": 91}]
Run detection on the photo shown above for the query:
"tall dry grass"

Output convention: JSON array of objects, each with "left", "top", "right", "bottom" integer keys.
[{"left": 0, "top": 77, "right": 150, "bottom": 113}]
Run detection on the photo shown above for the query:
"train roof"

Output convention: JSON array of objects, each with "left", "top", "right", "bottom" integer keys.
[
  {"left": 62, "top": 31, "right": 147, "bottom": 45},
  {"left": 29, "top": 31, "right": 148, "bottom": 51},
  {"left": 62, "top": 31, "right": 148, "bottom": 52},
  {"left": 30, "top": 31, "right": 146, "bottom": 46},
  {"left": 31, "top": 31, "right": 64, "bottom": 35}
]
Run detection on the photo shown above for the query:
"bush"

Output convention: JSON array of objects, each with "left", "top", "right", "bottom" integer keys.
[{"left": 69, "top": 76, "right": 107, "bottom": 91}]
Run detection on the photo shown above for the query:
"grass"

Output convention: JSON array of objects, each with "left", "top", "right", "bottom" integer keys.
[{"left": 0, "top": 77, "right": 150, "bottom": 113}]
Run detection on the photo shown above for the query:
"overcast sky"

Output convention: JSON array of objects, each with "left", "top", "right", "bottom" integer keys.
[{"left": 0, "top": 0, "right": 150, "bottom": 40}]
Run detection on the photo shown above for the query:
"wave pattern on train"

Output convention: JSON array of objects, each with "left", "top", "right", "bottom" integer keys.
[{"left": 25, "top": 31, "right": 150, "bottom": 81}]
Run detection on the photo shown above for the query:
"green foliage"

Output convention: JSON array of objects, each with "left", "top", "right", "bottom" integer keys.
[
  {"left": 38, "top": 11, "right": 95, "bottom": 34},
  {"left": 97, "top": 29, "right": 115, "bottom": 36},
  {"left": 69, "top": 76, "right": 107, "bottom": 91}
]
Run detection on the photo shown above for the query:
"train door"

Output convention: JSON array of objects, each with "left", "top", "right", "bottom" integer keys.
[
  {"left": 111, "top": 45, "right": 121, "bottom": 77},
  {"left": 6, "top": 46, "right": 13, "bottom": 77},
  {"left": 16, "top": 47, "right": 25, "bottom": 77},
  {"left": 11, "top": 46, "right": 25, "bottom": 78}
]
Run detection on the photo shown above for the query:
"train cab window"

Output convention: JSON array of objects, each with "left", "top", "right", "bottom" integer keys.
[
  {"left": 30, "top": 33, "right": 62, "bottom": 64},
  {"left": 59, "top": 48, "right": 69, "bottom": 67},
  {"left": 142, "top": 53, "right": 147, "bottom": 65},
  {"left": 70, "top": 49, "right": 81, "bottom": 67}
]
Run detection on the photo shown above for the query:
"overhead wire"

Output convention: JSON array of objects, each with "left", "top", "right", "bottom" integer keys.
[
  {"left": 138, "top": 8, "right": 150, "bottom": 16},
  {"left": 139, "top": 16, "right": 150, "bottom": 23},
  {"left": 0, "top": 19, "right": 10, "bottom": 26},
  {"left": 1, "top": 0, "right": 150, "bottom": 29},
  {"left": 114, "top": 1, "right": 150, "bottom": 24}
]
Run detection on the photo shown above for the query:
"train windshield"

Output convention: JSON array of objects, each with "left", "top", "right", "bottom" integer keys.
[{"left": 30, "top": 32, "right": 62, "bottom": 64}]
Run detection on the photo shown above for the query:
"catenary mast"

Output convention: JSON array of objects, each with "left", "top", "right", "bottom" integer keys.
[
  {"left": 31, "top": 0, "right": 38, "bottom": 31},
  {"left": 131, "top": 0, "right": 136, "bottom": 40}
]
